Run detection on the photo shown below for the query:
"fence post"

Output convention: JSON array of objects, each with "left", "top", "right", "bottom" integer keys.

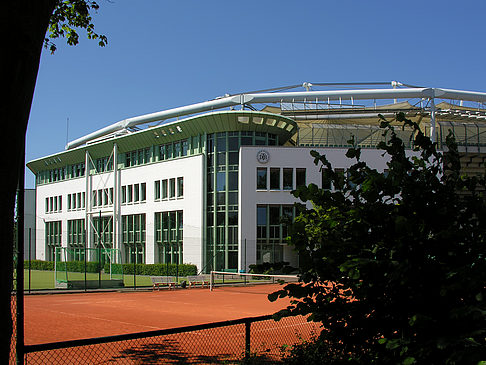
[
  {"left": 16, "top": 152, "right": 25, "bottom": 365},
  {"left": 245, "top": 320, "right": 251, "bottom": 360}
]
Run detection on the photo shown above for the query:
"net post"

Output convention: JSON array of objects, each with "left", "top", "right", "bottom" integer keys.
[
  {"left": 244, "top": 320, "right": 251, "bottom": 360},
  {"left": 210, "top": 271, "right": 213, "bottom": 291}
]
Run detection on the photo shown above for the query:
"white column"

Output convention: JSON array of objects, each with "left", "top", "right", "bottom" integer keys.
[{"left": 430, "top": 98, "right": 436, "bottom": 143}]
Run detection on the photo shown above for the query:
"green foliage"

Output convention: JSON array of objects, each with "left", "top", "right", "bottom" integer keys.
[
  {"left": 271, "top": 113, "right": 486, "bottom": 364},
  {"left": 56, "top": 260, "right": 101, "bottom": 273},
  {"left": 25, "top": 260, "right": 54, "bottom": 271},
  {"left": 45, "top": 0, "right": 107, "bottom": 53},
  {"left": 281, "top": 335, "right": 362, "bottom": 365},
  {"left": 249, "top": 261, "right": 297, "bottom": 274},
  {"left": 26, "top": 260, "right": 197, "bottom": 277},
  {"left": 115, "top": 263, "right": 197, "bottom": 277}
]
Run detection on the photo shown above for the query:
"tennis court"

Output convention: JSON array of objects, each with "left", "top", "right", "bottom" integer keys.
[{"left": 25, "top": 284, "right": 296, "bottom": 345}]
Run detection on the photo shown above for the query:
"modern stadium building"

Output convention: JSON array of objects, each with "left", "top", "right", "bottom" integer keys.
[{"left": 27, "top": 82, "right": 486, "bottom": 273}]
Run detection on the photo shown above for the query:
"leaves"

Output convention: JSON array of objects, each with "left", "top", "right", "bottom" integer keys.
[
  {"left": 45, "top": 1, "right": 107, "bottom": 54},
  {"left": 274, "top": 114, "right": 486, "bottom": 364}
]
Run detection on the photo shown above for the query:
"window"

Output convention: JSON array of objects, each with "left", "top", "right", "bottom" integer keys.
[
  {"left": 216, "top": 172, "right": 226, "bottom": 192},
  {"left": 257, "top": 168, "right": 267, "bottom": 189},
  {"left": 174, "top": 142, "right": 181, "bottom": 158},
  {"left": 321, "top": 168, "right": 331, "bottom": 189},
  {"left": 177, "top": 177, "right": 183, "bottom": 197},
  {"left": 256, "top": 205, "right": 292, "bottom": 265},
  {"left": 296, "top": 168, "right": 306, "bottom": 187},
  {"left": 134, "top": 184, "right": 140, "bottom": 202},
  {"left": 228, "top": 171, "right": 238, "bottom": 191},
  {"left": 121, "top": 214, "right": 146, "bottom": 264},
  {"left": 182, "top": 139, "right": 188, "bottom": 156},
  {"left": 270, "top": 168, "right": 280, "bottom": 190},
  {"left": 121, "top": 186, "right": 127, "bottom": 204},
  {"left": 125, "top": 147, "right": 150, "bottom": 167},
  {"left": 162, "top": 179, "right": 168, "bottom": 199},
  {"left": 155, "top": 210, "right": 183, "bottom": 264},
  {"left": 127, "top": 185, "right": 133, "bottom": 203},
  {"left": 45, "top": 221, "right": 62, "bottom": 261},
  {"left": 155, "top": 180, "right": 161, "bottom": 200},
  {"left": 169, "top": 178, "right": 176, "bottom": 198},
  {"left": 141, "top": 183, "right": 146, "bottom": 201},
  {"left": 283, "top": 168, "right": 293, "bottom": 190}
]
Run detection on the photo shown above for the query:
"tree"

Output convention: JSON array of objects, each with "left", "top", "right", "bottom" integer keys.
[
  {"left": 1, "top": 1, "right": 105, "bottom": 362},
  {"left": 270, "top": 113, "right": 486, "bottom": 364}
]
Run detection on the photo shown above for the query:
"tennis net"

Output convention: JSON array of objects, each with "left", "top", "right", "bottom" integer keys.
[{"left": 209, "top": 271, "right": 299, "bottom": 291}]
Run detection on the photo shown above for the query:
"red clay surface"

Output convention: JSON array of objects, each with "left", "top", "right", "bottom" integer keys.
[{"left": 25, "top": 284, "right": 293, "bottom": 345}]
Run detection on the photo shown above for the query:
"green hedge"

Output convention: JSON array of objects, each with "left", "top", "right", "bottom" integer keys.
[
  {"left": 109, "top": 263, "right": 197, "bottom": 276},
  {"left": 25, "top": 260, "right": 197, "bottom": 277},
  {"left": 25, "top": 260, "right": 54, "bottom": 271},
  {"left": 56, "top": 261, "right": 102, "bottom": 273}
]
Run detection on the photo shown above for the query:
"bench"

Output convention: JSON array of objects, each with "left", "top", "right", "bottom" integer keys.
[
  {"left": 150, "top": 276, "right": 177, "bottom": 290},
  {"left": 186, "top": 275, "right": 210, "bottom": 288}
]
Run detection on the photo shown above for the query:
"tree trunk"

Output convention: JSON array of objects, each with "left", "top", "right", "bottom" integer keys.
[{"left": 0, "top": 1, "right": 56, "bottom": 362}]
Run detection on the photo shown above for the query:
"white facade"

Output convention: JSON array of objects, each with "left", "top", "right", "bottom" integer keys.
[
  {"left": 35, "top": 152, "right": 204, "bottom": 268},
  {"left": 238, "top": 146, "right": 391, "bottom": 271},
  {"left": 28, "top": 84, "right": 486, "bottom": 273}
]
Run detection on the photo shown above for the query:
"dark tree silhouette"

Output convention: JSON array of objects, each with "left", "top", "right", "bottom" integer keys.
[
  {"left": 1, "top": 1, "right": 106, "bottom": 362},
  {"left": 271, "top": 114, "right": 486, "bottom": 364}
]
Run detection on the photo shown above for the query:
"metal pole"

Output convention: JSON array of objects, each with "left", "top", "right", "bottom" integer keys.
[
  {"left": 28, "top": 228, "right": 31, "bottom": 294},
  {"left": 244, "top": 321, "right": 251, "bottom": 360},
  {"left": 84, "top": 229, "right": 87, "bottom": 292},
  {"left": 98, "top": 211, "right": 101, "bottom": 289},
  {"left": 16, "top": 140, "right": 25, "bottom": 365},
  {"left": 133, "top": 246, "right": 136, "bottom": 290},
  {"left": 430, "top": 97, "right": 436, "bottom": 143}
]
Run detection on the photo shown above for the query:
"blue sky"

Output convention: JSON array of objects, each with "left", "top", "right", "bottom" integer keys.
[{"left": 26, "top": 0, "right": 486, "bottom": 188}]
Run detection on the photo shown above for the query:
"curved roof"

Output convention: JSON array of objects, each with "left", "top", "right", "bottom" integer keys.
[
  {"left": 65, "top": 85, "right": 486, "bottom": 149},
  {"left": 27, "top": 110, "right": 297, "bottom": 173}
]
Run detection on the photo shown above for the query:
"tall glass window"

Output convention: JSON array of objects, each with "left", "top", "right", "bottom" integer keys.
[
  {"left": 155, "top": 211, "right": 183, "bottom": 264},
  {"left": 177, "top": 177, "right": 184, "bottom": 197},
  {"left": 122, "top": 214, "right": 146, "bottom": 264},
  {"left": 296, "top": 168, "right": 306, "bottom": 187},
  {"left": 270, "top": 168, "right": 280, "bottom": 190},
  {"left": 283, "top": 168, "right": 293, "bottom": 190},
  {"left": 257, "top": 168, "right": 267, "bottom": 189}
]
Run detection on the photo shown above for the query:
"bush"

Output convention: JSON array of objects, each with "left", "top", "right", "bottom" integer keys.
[
  {"left": 106, "top": 262, "right": 197, "bottom": 276},
  {"left": 26, "top": 259, "right": 197, "bottom": 277},
  {"left": 249, "top": 261, "right": 297, "bottom": 275},
  {"left": 25, "top": 260, "right": 54, "bottom": 271}
]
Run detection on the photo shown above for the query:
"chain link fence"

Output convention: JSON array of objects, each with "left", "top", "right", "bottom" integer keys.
[
  {"left": 24, "top": 315, "right": 320, "bottom": 364},
  {"left": 10, "top": 295, "right": 17, "bottom": 364}
]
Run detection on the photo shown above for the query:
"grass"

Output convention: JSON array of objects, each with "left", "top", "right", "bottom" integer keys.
[{"left": 19, "top": 270, "right": 155, "bottom": 290}]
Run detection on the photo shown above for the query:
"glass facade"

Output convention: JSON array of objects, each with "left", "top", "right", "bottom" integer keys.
[
  {"left": 67, "top": 219, "right": 86, "bottom": 261},
  {"left": 45, "top": 221, "right": 62, "bottom": 261},
  {"left": 256, "top": 205, "right": 294, "bottom": 264},
  {"left": 121, "top": 214, "right": 146, "bottom": 263},
  {"left": 206, "top": 131, "right": 278, "bottom": 272},
  {"left": 154, "top": 211, "right": 183, "bottom": 264}
]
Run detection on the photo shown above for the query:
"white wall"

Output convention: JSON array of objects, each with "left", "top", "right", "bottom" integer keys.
[
  {"left": 35, "top": 154, "right": 204, "bottom": 270},
  {"left": 238, "top": 146, "right": 392, "bottom": 272},
  {"left": 24, "top": 189, "right": 36, "bottom": 260}
]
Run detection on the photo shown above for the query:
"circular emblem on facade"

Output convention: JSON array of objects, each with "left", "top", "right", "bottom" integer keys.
[{"left": 256, "top": 150, "right": 270, "bottom": 164}]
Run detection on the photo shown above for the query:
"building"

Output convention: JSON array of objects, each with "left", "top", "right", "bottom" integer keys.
[
  {"left": 26, "top": 82, "right": 486, "bottom": 273},
  {"left": 24, "top": 188, "right": 36, "bottom": 260}
]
